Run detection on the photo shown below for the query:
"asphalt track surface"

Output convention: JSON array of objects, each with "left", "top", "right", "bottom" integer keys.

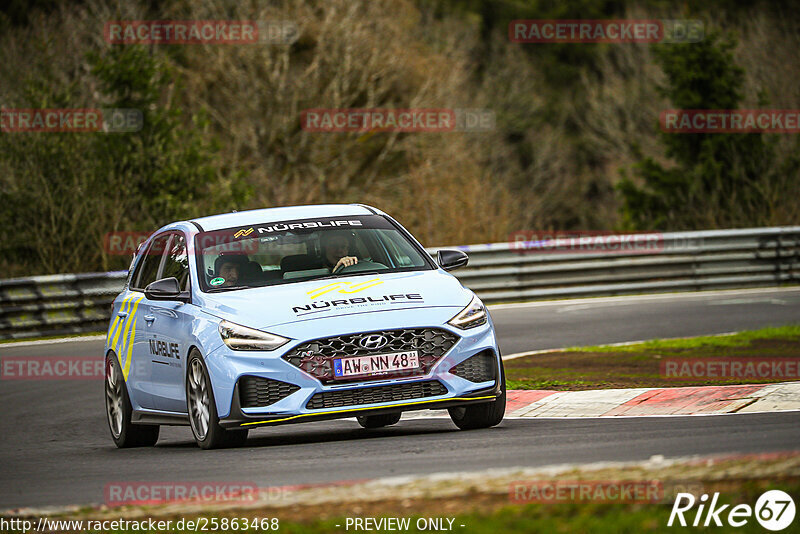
[
  {"left": 490, "top": 287, "right": 800, "bottom": 355},
  {"left": 1, "top": 287, "right": 799, "bottom": 509}
]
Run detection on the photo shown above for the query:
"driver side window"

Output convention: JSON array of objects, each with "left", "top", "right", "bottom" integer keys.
[
  {"left": 131, "top": 234, "right": 169, "bottom": 290},
  {"left": 161, "top": 234, "right": 190, "bottom": 290}
]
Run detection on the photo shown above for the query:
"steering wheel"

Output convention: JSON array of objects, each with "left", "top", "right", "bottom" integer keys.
[{"left": 333, "top": 260, "right": 388, "bottom": 274}]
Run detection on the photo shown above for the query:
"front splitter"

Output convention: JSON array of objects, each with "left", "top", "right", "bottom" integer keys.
[{"left": 221, "top": 383, "right": 501, "bottom": 429}]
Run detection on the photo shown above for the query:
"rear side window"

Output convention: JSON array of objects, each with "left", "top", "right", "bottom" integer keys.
[
  {"left": 161, "top": 234, "right": 189, "bottom": 290},
  {"left": 132, "top": 234, "right": 169, "bottom": 290}
]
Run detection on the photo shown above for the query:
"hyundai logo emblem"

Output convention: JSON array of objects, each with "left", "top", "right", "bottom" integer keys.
[{"left": 359, "top": 334, "right": 388, "bottom": 350}]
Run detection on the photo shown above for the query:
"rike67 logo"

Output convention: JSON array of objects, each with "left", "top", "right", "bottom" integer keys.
[{"left": 669, "top": 490, "right": 795, "bottom": 531}]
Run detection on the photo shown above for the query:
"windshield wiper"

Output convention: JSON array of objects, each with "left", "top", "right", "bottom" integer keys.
[
  {"left": 312, "top": 270, "right": 383, "bottom": 281},
  {"left": 206, "top": 285, "right": 254, "bottom": 292}
]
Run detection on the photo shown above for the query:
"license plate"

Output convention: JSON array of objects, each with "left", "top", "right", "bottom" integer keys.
[{"left": 334, "top": 351, "right": 420, "bottom": 378}]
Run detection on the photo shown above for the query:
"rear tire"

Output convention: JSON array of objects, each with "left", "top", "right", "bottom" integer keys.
[
  {"left": 448, "top": 358, "right": 506, "bottom": 430},
  {"left": 105, "top": 353, "right": 159, "bottom": 448},
  {"left": 186, "top": 350, "right": 249, "bottom": 449},
  {"left": 357, "top": 413, "right": 402, "bottom": 429}
]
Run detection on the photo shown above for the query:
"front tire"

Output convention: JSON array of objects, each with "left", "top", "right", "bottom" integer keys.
[
  {"left": 186, "top": 350, "right": 248, "bottom": 449},
  {"left": 357, "top": 413, "right": 402, "bottom": 429},
  {"left": 448, "top": 358, "right": 506, "bottom": 430},
  {"left": 105, "top": 353, "right": 159, "bottom": 448}
]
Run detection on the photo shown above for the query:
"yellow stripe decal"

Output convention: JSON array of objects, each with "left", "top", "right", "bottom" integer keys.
[
  {"left": 123, "top": 322, "right": 136, "bottom": 380},
  {"left": 240, "top": 395, "right": 498, "bottom": 426},
  {"left": 106, "top": 294, "right": 133, "bottom": 346},
  {"left": 338, "top": 278, "right": 383, "bottom": 294},
  {"left": 114, "top": 297, "right": 135, "bottom": 357},
  {"left": 118, "top": 294, "right": 144, "bottom": 373},
  {"left": 106, "top": 316, "right": 121, "bottom": 347},
  {"left": 306, "top": 278, "right": 383, "bottom": 299},
  {"left": 107, "top": 295, "right": 130, "bottom": 344},
  {"left": 110, "top": 295, "right": 134, "bottom": 355}
]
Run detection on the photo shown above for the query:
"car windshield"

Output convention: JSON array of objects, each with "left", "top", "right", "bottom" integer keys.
[{"left": 194, "top": 215, "right": 433, "bottom": 291}]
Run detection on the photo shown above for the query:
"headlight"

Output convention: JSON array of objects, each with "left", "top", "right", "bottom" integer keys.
[
  {"left": 448, "top": 295, "right": 487, "bottom": 330},
  {"left": 218, "top": 320, "right": 290, "bottom": 351}
]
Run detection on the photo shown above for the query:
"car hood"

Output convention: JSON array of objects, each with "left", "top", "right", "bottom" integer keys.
[{"left": 195, "top": 270, "right": 471, "bottom": 331}]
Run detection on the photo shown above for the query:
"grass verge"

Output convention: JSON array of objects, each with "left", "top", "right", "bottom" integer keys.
[
  {"left": 6, "top": 453, "right": 798, "bottom": 533},
  {"left": 505, "top": 325, "right": 800, "bottom": 390}
]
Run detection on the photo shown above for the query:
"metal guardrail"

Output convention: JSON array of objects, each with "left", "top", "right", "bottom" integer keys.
[
  {"left": 431, "top": 226, "right": 800, "bottom": 303},
  {"left": 0, "top": 271, "right": 128, "bottom": 340},
  {"left": 1, "top": 226, "right": 798, "bottom": 340}
]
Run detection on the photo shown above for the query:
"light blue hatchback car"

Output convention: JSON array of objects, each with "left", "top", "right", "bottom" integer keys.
[{"left": 104, "top": 204, "right": 505, "bottom": 449}]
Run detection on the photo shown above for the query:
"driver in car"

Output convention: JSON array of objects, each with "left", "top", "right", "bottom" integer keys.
[{"left": 321, "top": 232, "right": 358, "bottom": 273}]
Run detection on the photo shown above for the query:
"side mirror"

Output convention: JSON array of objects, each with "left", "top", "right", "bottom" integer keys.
[
  {"left": 436, "top": 249, "right": 469, "bottom": 271},
  {"left": 144, "top": 277, "right": 190, "bottom": 303}
]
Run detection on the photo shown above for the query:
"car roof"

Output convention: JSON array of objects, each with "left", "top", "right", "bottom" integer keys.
[{"left": 189, "top": 204, "right": 382, "bottom": 232}]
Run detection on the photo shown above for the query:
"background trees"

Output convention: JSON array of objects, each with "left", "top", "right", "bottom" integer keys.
[{"left": 1, "top": 0, "right": 798, "bottom": 275}]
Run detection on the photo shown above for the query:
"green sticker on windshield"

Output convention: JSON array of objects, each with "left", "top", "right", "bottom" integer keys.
[{"left": 209, "top": 277, "right": 225, "bottom": 286}]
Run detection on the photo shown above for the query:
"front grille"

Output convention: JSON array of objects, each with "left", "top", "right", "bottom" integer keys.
[
  {"left": 239, "top": 376, "right": 300, "bottom": 408},
  {"left": 306, "top": 380, "right": 448, "bottom": 410},
  {"left": 451, "top": 351, "right": 496, "bottom": 383},
  {"left": 283, "top": 328, "right": 458, "bottom": 383}
]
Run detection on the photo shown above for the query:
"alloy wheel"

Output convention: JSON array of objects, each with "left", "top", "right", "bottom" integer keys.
[
  {"left": 105, "top": 358, "right": 124, "bottom": 438},
  {"left": 187, "top": 359, "right": 210, "bottom": 440}
]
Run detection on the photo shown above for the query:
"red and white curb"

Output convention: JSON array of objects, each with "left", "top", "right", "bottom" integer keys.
[
  {"left": 403, "top": 382, "right": 800, "bottom": 420},
  {"left": 506, "top": 382, "right": 800, "bottom": 418}
]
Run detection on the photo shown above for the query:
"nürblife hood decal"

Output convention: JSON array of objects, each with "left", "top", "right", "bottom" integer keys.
[{"left": 197, "top": 270, "right": 470, "bottom": 330}]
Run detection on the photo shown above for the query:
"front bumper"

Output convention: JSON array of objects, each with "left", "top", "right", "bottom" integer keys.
[
  {"left": 204, "top": 317, "right": 501, "bottom": 428},
  {"left": 220, "top": 381, "right": 501, "bottom": 429}
]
